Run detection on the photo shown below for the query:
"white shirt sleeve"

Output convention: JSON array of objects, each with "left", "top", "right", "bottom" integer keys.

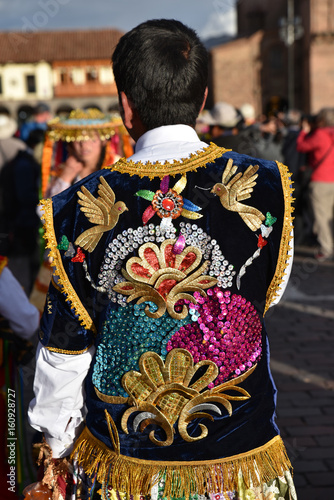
[
  {"left": 28, "top": 343, "right": 95, "bottom": 458},
  {"left": 0, "top": 266, "right": 39, "bottom": 339}
]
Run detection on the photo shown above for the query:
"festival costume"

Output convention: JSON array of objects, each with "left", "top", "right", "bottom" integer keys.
[
  {"left": 30, "top": 109, "right": 134, "bottom": 314},
  {"left": 29, "top": 125, "right": 295, "bottom": 499}
]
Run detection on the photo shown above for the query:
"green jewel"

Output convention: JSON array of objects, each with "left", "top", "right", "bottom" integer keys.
[
  {"left": 57, "top": 235, "right": 69, "bottom": 250},
  {"left": 265, "top": 212, "right": 277, "bottom": 227}
]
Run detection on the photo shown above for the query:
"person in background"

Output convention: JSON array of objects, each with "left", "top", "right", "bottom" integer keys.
[
  {"left": 200, "top": 101, "right": 258, "bottom": 156},
  {"left": 27, "top": 19, "right": 296, "bottom": 500},
  {"left": 0, "top": 255, "right": 39, "bottom": 498},
  {"left": 0, "top": 113, "right": 27, "bottom": 172},
  {"left": 281, "top": 110, "right": 312, "bottom": 246},
  {"left": 0, "top": 129, "right": 42, "bottom": 294},
  {"left": 297, "top": 107, "right": 334, "bottom": 261},
  {"left": 19, "top": 103, "right": 52, "bottom": 143}
]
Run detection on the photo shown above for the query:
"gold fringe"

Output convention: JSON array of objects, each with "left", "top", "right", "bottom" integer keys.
[
  {"left": 264, "top": 162, "right": 295, "bottom": 314},
  {"left": 39, "top": 198, "right": 96, "bottom": 334},
  {"left": 104, "top": 143, "right": 230, "bottom": 179},
  {"left": 72, "top": 427, "right": 292, "bottom": 497}
]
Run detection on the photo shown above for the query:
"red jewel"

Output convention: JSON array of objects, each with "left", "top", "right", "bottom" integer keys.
[
  {"left": 257, "top": 234, "right": 268, "bottom": 249},
  {"left": 71, "top": 247, "right": 85, "bottom": 263},
  {"left": 162, "top": 198, "right": 175, "bottom": 211}
]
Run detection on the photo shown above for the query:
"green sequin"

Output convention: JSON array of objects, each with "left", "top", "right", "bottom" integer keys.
[{"left": 92, "top": 302, "right": 190, "bottom": 397}]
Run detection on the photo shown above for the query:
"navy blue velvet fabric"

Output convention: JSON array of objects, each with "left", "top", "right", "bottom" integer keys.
[{"left": 41, "top": 149, "right": 288, "bottom": 461}]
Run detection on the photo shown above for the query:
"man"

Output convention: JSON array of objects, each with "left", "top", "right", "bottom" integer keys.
[{"left": 28, "top": 19, "right": 296, "bottom": 499}]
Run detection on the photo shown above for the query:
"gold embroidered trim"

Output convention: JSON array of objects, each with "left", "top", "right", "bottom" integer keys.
[
  {"left": 264, "top": 162, "right": 294, "bottom": 314},
  {"left": 103, "top": 143, "right": 229, "bottom": 179},
  {"left": 72, "top": 429, "right": 292, "bottom": 497},
  {"left": 0, "top": 256, "right": 8, "bottom": 276},
  {"left": 39, "top": 198, "right": 96, "bottom": 334},
  {"left": 44, "top": 344, "right": 93, "bottom": 355}
]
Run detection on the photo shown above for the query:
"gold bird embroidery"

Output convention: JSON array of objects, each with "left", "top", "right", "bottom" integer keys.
[
  {"left": 75, "top": 176, "right": 128, "bottom": 252},
  {"left": 211, "top": 158, "right": 265, "bottom": 231}
]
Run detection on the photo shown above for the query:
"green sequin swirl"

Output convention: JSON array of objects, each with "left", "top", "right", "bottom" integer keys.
[{"left": 92, "top": 302, "right": 190, "bottom": 397}]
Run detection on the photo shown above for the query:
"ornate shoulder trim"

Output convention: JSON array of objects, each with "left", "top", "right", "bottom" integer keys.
[
  {"left": 39, "top": 198, "right": 96, "bottom": 334},
  {"left": 0, "top": 256, "right": 8, "bottom": 277},
  {"left": 73, "top": 427, "right": 292, "bottom": 497},
  {"left": 103, "top": 143, "right": 228, "bottom": 179},
  {"left": 264, "top": 162, "right": 294, "bottom": 314}
]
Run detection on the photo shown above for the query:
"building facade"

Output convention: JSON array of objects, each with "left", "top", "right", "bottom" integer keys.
[
  {"left": 0, "top": 28, "right": 123, "bottom": 118},
  {"left": 209, "top": 0, "right": 334, "bottom": 115}
]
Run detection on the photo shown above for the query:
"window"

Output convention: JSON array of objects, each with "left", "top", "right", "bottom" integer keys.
[
  {"left": 269, "top": 45, "right": 284, "bottom": 71},
  {"left": 26, "top": 74, "right": 36, "bottom": 93},
  {"left": 86, "top": 68, "right": 98, "bottom": 81}
]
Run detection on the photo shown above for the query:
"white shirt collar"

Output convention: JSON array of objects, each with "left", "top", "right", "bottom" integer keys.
[{"left": 129, "top": 124, "right": 208, "bottom": 163}]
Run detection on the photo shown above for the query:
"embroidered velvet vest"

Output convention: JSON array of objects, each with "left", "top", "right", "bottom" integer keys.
[{"left": 39, "top": 145, "right": 294, "bottom": 496}]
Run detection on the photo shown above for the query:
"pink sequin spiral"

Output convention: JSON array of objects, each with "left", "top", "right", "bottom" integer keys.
[{"left": 166, "top": 287, "right": 262, "bottom": 386}]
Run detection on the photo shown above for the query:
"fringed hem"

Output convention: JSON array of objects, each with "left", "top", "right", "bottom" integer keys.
[
  {"left": 264, "top": 162, "right": 295, "bottom": 314},
  {"left": 39, "top": 198, "right": 96, "bottom": 334},
  {"left": 72, "top": 427, "right": 292, "bottom": 498}
]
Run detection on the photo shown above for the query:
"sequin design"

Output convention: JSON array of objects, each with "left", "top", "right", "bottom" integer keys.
[
  {"left": 136, "top": 174, "right": 202, "bottom": 230},
  {"left": 120, "top": 348, "right": 255, "bottom": 446},
  {"left": 96, "top": 223, "right": 236, "bottom": 307},
  {"left": 92, "top": 302, "right": 190, "bottom": 398},
  {"left": 236, "top": 212, "right": 277, "bottom": 289},
  {"left": 113, "top": 239, "right": 217, "bottom": 320},
  {"left": 167, "top": 288, "right": 262, "bottom": 385}
]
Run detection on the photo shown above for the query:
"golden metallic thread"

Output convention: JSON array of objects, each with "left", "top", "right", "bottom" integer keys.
[
  {"left": 44, "top": 344, "right": 93, "bottom": 355},
  {"left": 264, "top": 162, "right": 295, "bottom": 314},
  {"left": 211, "top": 158, "right": 265, "bottom": 231},
  {"left": 103, "top": 143, "right": 229, "bottom": 179},
  {"left": 117, "top": 349, "right": 255, "bottom": 447},
  {"left": 75, "top": 176, "right": 128, "bottom": 252},
  {"left": 39, "top": 198, "right": 96, "bottom": 334},
  {"left": 113, "top": 241, "right": 216, "bottom": 319}
]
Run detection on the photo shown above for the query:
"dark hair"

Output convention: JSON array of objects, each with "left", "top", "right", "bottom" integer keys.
[{"left": 112, "top": 19, "right": 208, "bottom": 130}]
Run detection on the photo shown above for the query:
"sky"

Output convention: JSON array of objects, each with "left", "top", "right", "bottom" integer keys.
[{"left": 0, "top": 0, "right": 237, "bottom": 40}]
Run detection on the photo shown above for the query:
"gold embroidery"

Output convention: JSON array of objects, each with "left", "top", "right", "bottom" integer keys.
[
  {"left": 72, "top": 427, "right": 292, "bottom": 497},
  {"left": 46, "top": 293, "right": 52, "bottom": 314},
  {"left": 118, "top": 349, "right": 255, "bottom": 447},
  {"left": 264, "top": 162, "right": 294, "bottom": 314},
  {"left": 211, "top": 158, "right": 265, "bottom": 231},
  {"left": 112, "top": 240, "right": 217, "bottom": 319},
  {"left": 39, "top": 198, "right": 96, "bottom": 334},
  {"left": 105, "top": 410, "right": 120, "bottom": 455},
  {"left": 45, "top": 344, "right": 93, "bottom": 354},
  {"left": 104, "top": 143, "right": 229, "bottom": 179},
  {"left": 75, "top": 176, "right": 128, "bottom": 252}
]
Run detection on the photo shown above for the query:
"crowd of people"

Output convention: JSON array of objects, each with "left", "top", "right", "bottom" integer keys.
[
  {"left": 0, "top": 18, "right": 333, "bottom": 499},
  {"left": 197, "top": 102, "right": 334, "bottom": 261}
]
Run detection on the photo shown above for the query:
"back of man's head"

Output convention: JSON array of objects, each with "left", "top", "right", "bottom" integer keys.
[{"left": 112, "top": 19, "right": 208, "bottom": 131}]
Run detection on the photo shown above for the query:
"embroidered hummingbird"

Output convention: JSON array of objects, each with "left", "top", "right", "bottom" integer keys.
[
  {"left": 211, "top": 158, "right": 265, "bottom": 231},
  {"left": 75, "top": 176, "right": 128, "bottom": 252}
]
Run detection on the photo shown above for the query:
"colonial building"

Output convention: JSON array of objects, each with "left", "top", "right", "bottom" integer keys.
[
  {"left": 209, "top": 0, "right": 334, "bottom": 115},
  {"left": 0, "top": 28, "right": 123, "bottom": 118}
]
